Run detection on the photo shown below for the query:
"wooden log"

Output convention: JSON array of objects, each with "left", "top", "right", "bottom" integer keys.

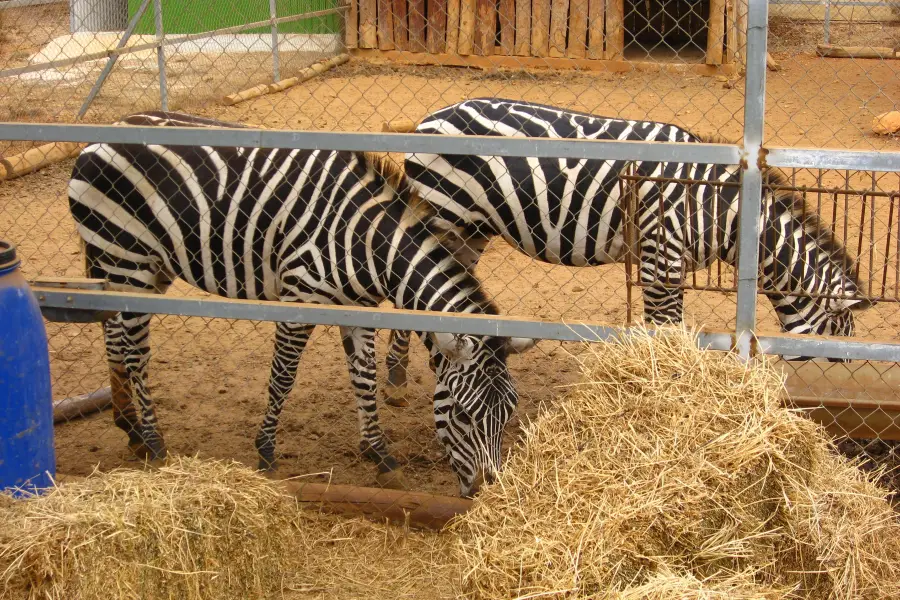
[
  {"left": 498, "top": 0, "right": 515, "bottom": 55},
  {"left": 766, "top": 52, "right": 780, "bottom": 71},
  {"left": 282, "top": 481, "right": 472, "bottom": 530},
  {"left": 605, "top": 0, "right": 625, "bottom": 59},
  {"left": 408, "top": 0, "right": 427, "bottom": 52},
  {"left": 223, "top": 54, "right": 350, "bottom": 106},
  {"left": 346, "top": 0, "right": 359, "bottom": 48},
  {"left": 392, "top": 0, "right": 409, "bottom": 50},
  {"left": 816, "top": 44, "right": 899, "bottom": 59},
  {"left": 474, "top": 0, "right": 496, "bottom": 56},
  {"left": 531, "top": 0, "right": 550, "bottom": 57},
  {"left": 359, "top": 0, "right": 378, "bottom": 47},
  {"left": 377, "top": 0, "right": 396, "bottom": 49},
  {"left": 586, "top": 0, "right": 604, "bottom": 59},
  {"left": 53, "top": 387, "right": 113, "bottom": 424},
  {"left": 427, "top": 0, "right": 448, "bottom": 53},
  {"left": 706, "top": 0, "right": 725, "bottom": 65},
  {"left": 458, "top": 0, "right": 476, "bottom": 54},
  {"left": 0, "top": 142, "right": 83, "bottom": 182},
  {"left": 382, "top": 119, "right": 420, "bottom": 132},
  {"left": 567, "top": 0, "right": 588, "bottom": 58},
  {"left": 514, "top": 0, "right": 531, "bottom": 56},
  {"left": 446, "top": 0, "right": 460, "bottom": 53},
  {"left": 549, "top": 0, "right": 569, "bottom": 57}
]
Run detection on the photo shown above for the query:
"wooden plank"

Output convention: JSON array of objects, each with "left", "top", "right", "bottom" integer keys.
[
  {"left": 567, "top": 0, "right": 588, "bottom": 58},
  {"left": 498, "top": 0, "right": 515, "bottom": 55},
  {"left": 706, "top": 0, "right": 725, "bottom": 65},
  {"left": 586, "top": 0, "right": 603, "bottom": 59},
  {"left": 474, "top": 0, "right": 497, "bottom": 55},
  {"left": 725, "top": 0, "right": 737, "bottom": 64},
  {"left": 458, "top": 0, "right": 476, "bottom": 55},
  {"left": 359, "top": 0, "right": 377, "bottom": 47},
  {"left": 377, "top": 0, "right": 395, "bottom": 50},
  {"left": 428, "top": 0, "right": 448, "bottom": 53},
  {"left": 549, "top": 0, "right": 569, "bottom": 57},
  {"left": 514, "top": 0, "right": 530, "bottom": 55},
  {"left": 346, "top": 0, "right": 359, "bottom": 48},
  {"left": 531, "top": 0, "right": 550, "bottom": 57},
  {"left": 351, "top": 48, "right": 741, "bottom": 75},
  {"left": 816, "top": 44, "right": 899, "bottom": 59},
  {"left": 605, "top": 0, "right": 624, "bottom": 59},
  {"left": 446, "top": 0, "right": 460, "bottom": 53},
  {"left": 392, "top": 0, "right": 409, "bottom": 50},
  {"left": 409, "top": 0, "right": 427, "bottom": 52},
  {"left": 736, "top": 0, "right": 747, "bottom": 65}
]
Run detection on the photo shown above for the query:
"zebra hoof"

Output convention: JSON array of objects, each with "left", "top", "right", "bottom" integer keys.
[
  {"left": 375, "top": 468, "right": 408, "bottom": 491},
  {"left": 383, "top": 384, "right": 410, "bottom": 408},
  {"left": 257, "top": 455, "right": 277, "bottom": 472},
  {"left": 128, "top": 438, "right": 167, "bottom": 462}
]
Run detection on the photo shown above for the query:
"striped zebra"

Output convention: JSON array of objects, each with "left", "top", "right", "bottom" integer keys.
[
  {"left": 68, "top": 113, "right": 535, "bottom": 497},
  {"left": 383, "top": 98, "right": 872, "bottom": 404}
]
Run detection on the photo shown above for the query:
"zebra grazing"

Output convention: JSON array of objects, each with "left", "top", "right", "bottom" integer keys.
[
  {"left": 383, "top": 98, "right": 871, "bottom": 404},
  {"left": 68, "top": 114, "right": 535, "bottom": 497}
]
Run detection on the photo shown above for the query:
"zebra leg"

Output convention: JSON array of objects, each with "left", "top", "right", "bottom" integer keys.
[
  {"left": 103, "top": 314, "right": 145, "bottom": 454},
  {"left": 639, "top": 241, "right": 685, "bottom": 325},
  {"left": 119, "top": 311, "right": 167, "bottom": 461},
  {"left": 255, "top": 321, "right": 315, "bottom": 471},
  {"left": 341, "top": 325, "right": 400, "bottom": 474},
  {"left": 384, "top": 329, "right": 411, "bottom": 408}
]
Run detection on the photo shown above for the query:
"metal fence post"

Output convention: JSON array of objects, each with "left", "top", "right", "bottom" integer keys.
[
  {"left": 270, "top": 0, "right": 281, "bottom": 82},
  {"left": 154, "top": 0, "right": 168, "bottom": 111},
  {"left": 734, "top": 0, "right": 769, "bottom": 360}
]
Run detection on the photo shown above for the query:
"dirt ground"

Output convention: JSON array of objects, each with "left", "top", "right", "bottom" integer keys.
[{"left": 2, "top": 5, "right": 900, "bottom": 494}]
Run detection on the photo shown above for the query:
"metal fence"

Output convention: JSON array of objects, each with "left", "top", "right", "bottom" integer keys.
[{"left": 1, "top": 0, "right": 900, "bottom": 499}]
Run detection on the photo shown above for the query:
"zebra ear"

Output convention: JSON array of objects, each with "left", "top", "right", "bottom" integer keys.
[
  {"left": 505, "top": 337, "right": 537, "bottom": 354},
  {"left": 430, "top": 332, "right": 476, "bottom": 361}
]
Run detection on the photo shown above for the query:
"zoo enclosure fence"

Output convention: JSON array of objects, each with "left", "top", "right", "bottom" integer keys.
[{"left": 2, "top": 0, "right": 900, "bottom": 493}]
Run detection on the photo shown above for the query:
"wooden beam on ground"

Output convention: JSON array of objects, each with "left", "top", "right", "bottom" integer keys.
[
  {"left": 223, "top": 54, "right": 350, "bottom": 106},
  {"left": 0, "top": 142, "right": 84, "bottom": 182},
  {"left": 351, "top": 48, "right": 740, "bottom": 76},
  {"left": 53, "top": 387, "right": 113, "bottom": 424},
  {"left": 816, "top": 44, "right": 899, "bottom": 59},
  {"left": 382, "top": 119, "right": 420, "bottom": 132}
]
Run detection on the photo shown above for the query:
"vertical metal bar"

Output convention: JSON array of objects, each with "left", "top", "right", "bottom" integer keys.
[
  {"left": 270, "top": 0, "right": 281, "bottom": 82},
  {"left": 823, "top": 0, "right": 831, "bottom": 46},
  {"left": 77, "top": 0, "right": 154, "bottom": 119},
  {"left": 733, "top": 0, "right": 768, "bottom": 360},
  {"left": 154, "top": 0, "right": 168, "bottom": 111}
]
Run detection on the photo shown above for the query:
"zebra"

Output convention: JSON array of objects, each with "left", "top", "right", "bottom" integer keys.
[
  {"left": 67, "top": 114, "right": 536, "bottom": 497},
  {"left": 382, "top": 98, "right": 872, "bottom": 405}
]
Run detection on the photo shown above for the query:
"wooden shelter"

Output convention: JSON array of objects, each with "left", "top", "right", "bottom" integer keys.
[{"left": 346, "top": 0, "right": 746, "bottom": 74}]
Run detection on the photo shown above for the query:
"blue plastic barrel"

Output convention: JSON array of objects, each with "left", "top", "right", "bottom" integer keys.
[{"left": 0, "top": 239, "right": 55, "bottom": 495}]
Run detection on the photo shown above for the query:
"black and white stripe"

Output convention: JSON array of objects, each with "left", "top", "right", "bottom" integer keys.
[
  {"left": 384, "top": 98, "right": 871, "bottom": 400},
  {"left": 69, "top": 112, "right": 535, "bottom": 497}
]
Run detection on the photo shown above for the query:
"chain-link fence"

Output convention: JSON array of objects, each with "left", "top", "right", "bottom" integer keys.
[{"left": 1, "top": 0, "right": 899, "bottom": 505}]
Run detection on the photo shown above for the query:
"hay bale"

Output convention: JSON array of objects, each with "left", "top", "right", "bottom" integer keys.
[
  {"left": 0, "top": 457, "right": 455, "bottom": 600},
  {"left": 451, "top": 327, "right": 900, "bottom": 600}
]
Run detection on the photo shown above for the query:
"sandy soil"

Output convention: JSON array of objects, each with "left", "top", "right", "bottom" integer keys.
[{"left": 2, "top": 5, "right": 900, "bottom": 494}]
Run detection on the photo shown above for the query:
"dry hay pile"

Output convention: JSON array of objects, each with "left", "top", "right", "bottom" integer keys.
[
  {"left": 0, "top": 457, "right": 454, "bottom": 600},
  {"left": 451, "top": 327, "right": 900, "bottom": 599}
]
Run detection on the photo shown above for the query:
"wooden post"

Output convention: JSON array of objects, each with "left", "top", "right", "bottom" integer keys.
[
  {"left": 531, "top": 0, "right": 550, "bottom": 57},
  {"left": 706, "top": 0, "right": 725, "bottom": 65},
  {"left": 725, "top": 0, "right": 737, "bottom": 64},
  {"left": 392, "top": 0, "right": 409, "bottom": 50},
  {"left": 498, "top": 0, "right": 515, "bottom": 55},
  {"left": 514, "top": 0, "right": 531, "bottom": 55},
  {"left": 428, "top": 0, "right": 448, "bottom": 53},
  {"left": 736, "top": 0, "right": 747, "bottom": 66},
  {"left": 474, "top": 0, "right": 497, "bottom": 55},
  {"left": 458, "top": 0, "right": 476, "bottom": 54},
  {"left": 409, "top": 0, "right": 427, "bottom": 51},
  {"left": 605, "top": 0, "right": 625, "bottom": 59},
  {"left": 359, "top": 0, "right": 377, "bottom": 47},
  {"left": 567, "top": 0, "right": 588, "bottom": 58},
  {"left": 587, "top": 0, "right": 604, "bottom": 59},
  {"left": 346, "top": 0, "right": 359, "bottom": 48},
  {"left": 377, "top": 0, "right": 396, "bottom": 49},
  {"left": 549, "top": 0, "right": 570, "bottom": 57},
  {"left": 446, "top": 0, "right": 460, "bottom": 53}
]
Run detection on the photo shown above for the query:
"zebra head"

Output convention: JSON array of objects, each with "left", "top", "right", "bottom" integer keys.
[{"left": 425, "top": 331, "right": 536, "bottom": 497}]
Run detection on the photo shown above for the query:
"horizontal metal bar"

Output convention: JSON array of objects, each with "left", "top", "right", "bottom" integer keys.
[
  {"left": 757, "top": 335, "right": 900, "bottom": 362},
  {"left": 32, "top": 287, "right": 735, "bottom": 351},
  {"left": 0, "top": 6, "right": 347, "bottom": 79},
  {"left": 0, "top": 124, "right": 745, "bottom": 163},
  {"left": 765, "top": 146, "right": 900, "bottom": 173}
]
